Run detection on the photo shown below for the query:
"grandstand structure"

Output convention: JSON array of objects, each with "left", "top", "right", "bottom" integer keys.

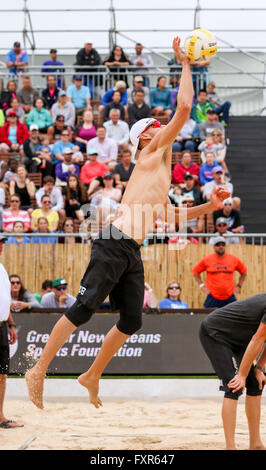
[{"left": 0, "top": 1, "right": 265, "bottom": 240}]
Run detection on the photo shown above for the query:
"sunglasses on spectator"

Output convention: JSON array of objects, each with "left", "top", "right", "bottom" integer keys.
[
  {"left": 168, "top": 285, "right": 180, "bottom": 290},
  {"left": 11, "top": 281, "right": 21, "bottom": 285},
  {"left": 55, "top": 285, "right": 67, "bottom": 291},
  {"left": 43, "top": 200, "right": 51, "bottom": 204}
]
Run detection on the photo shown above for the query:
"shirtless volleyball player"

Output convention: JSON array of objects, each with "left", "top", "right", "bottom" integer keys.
[{"left": 25, "top": 37, "right": 230, "bottom": 410}]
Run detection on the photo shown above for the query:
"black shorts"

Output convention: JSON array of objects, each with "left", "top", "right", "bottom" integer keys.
[
  {"left": 0, "top": 323, "right": 9, "bottom": 375},
  {"left": 65, "top": 224, "right": 145, "bottom": 335},
  {"left": 199, "top": 323, "right": 263, "bottom": 400}
]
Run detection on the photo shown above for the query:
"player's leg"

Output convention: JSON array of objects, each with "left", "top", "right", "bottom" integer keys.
[{"left": 245, "top": 368, "right": 265, "bottom": 450}]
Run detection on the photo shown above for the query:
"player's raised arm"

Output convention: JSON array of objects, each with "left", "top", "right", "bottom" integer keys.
[{"left": 148, "top": 37, "right": 194, "bottom": 152}]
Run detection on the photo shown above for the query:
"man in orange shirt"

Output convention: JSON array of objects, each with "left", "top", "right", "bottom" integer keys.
[
  {"left": 192, "top": 236, "right": 247, "bottom": 308},
  {"left": 80, "top": 148, "right": 109, "bottom": 198}
]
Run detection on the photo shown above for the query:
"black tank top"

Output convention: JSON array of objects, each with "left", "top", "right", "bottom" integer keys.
[{"left": 15, "top": 182, "right": 31, "bottom": 207}]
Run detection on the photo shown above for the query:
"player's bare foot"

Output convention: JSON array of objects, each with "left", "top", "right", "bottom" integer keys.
[
  {"left": 78, "top": 373, "right": 103, "bottom": 408},
  {"left": 25, "top": 368, "right": 45, "bottom": 409}
]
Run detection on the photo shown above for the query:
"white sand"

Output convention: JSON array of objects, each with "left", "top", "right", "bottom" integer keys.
[{"left": 1, "top": 397, "right": 266, "bottom": 450}]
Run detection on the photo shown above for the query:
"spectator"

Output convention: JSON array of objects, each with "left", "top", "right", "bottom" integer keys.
[
  {"left": 90, "top": 172, "right": 122, "bottom": 226},
  {"left": 9, "top": 164, "right": 35, "bottom": 212},
  {"left": 168, "top": 184, "right": 183, "bottom": 207},
  {"left": 190, "top": 62, "right": 210, "bottom": 97},
  {"left": 35, "top": 176, "right": 64, "bottom": 214},
  {"left": 22, "top": 124, "right": 42, "bottom": 172},
  {"left": 127, "top": 89, "right": 151, "bottom": 128},
  {"left": 202, "top": 166, "right": 233, "bottom": 203},
  {"left": 75, "top": 42, "right": 102, "bottom": 97},
  {"left": 16, "top": 76, "right": 39, "bottom": 114},
  {"left": 0, "top": 185, "right": 5, "bottom": 227},
  {"left": 0, "top": 80, "right": 18, "bottom": 112},
  {"left": 199, "top": 152, "right": 219, "bottom": 186},
  {"left": 210, "top": 128, "right": 229, "bottom": 176},
  {"left": 104, "top": 45, "right": 130, "bottom": 85},
  {"left": 172, "top": 116, "right": 199, "bottom": 153},
  {"left": 34, "top": 280, "right": 53, "bottom": 304},
  {"left": 80, "top": 148, "right": 109, "bottom": 195},
  {"left": 172, "top": 150, "right": 200, "bottom": 185},
  {"left": 99, "top": 80, "right": 127, "bottom": 123},
  {"left": 143, "top": 282, "right": 158, "bottom": 308},
  {"left": 41, "top": 75, "right": 61, "bottom": 110},
  {"left": 32, "top": 216, "right": 57, "bottom": 244},
  {"left": 207, "top": 81, "right": 231, "bottom": 126},
  {"left": 192, "top": 236, "right": 247, "bottom": 308},
  {"left": 6, "top": 221, "right": 31, "bottom": 244},
  {"left": 150, "top": 76, "right": 172, "bottom": 120},
  {"left": 198, "top": 134, "right": 225, "bottom": 162},
  {"left": 179, "top": 194, "right": 204, "bottom": 234},
  {"left": 2, "top": 193, "right": 31, "bottom": 232},
  {"left": 41, "top": 48, "right": 65, "bottom": 89},
  {"left": 103, "top": 90, "right": 125, "bottom": 122},
  {"left": 209, "top": 217, "right": 240, "bottom": 245},
  {"left": 58, "top": 217, "right": 83, "bottom": 244},
  {"left": 198, "top": 109, "right": 225, "bottom": 141},
  {"left": 74, "top": 110, "right": 97, "bottom": 153},
  {"left": 10, "top": 274, "right": 40, "bottom": 311},
  {"left": 114, "top": 149, "right": 135, "bottom": 192},
  {"left": 213, "top": 197, "right": 243, "bottom": 234},
  {"left": 33, "top": 143, "right": 53, "bottom": 179},
  {"left": 47, "top": 114, "right": 73, "bottom": 144},
  {"left": 52, "top": 129, "right": 75, "bottom": 165},
  {"left": 2, "top": 158, "right": 18, "bottom": 184},
  {"left": 41, "top": 277, "right": 76, "bottom": 309},
  {"left": 127, "top": 75, "right": 150, "bottom": 106},
  {"left": 87, "top": 126, "right": 118, "bottom": 171},
  {"left": 31, "top": 194, "right": 59, "bottom": 232},
  {"left": 0, "top": 109, "right": 29, "bottom": 155},
  {"left": 51, "top": 90, "right": 75, "bottom": 128},
  {"left": 159, "top": 281, "right": 189, "bottom": 309},
  {"left": 181, "top": 172, "right": 202, "bottom": 206},
  {"left": 5, "top": 41, "right": 28, "bottom": 76},
  {"left": 191, "top": 89, "right": 216, "bottom": 124},
  {"left": 55, "top": 148, "right": 80, "bottom": 187},
  {"left": 129, "top": 44, "right": 154, "bottom": 87},
  {"left": 103, "top": 109, "right": 130, "bottom": 151},
  {"left": 26, "top": 97, "right": 53, "bottom": 134},
  {"left": 6, "top": 97, "right": 25, "bottom": 123},
  {"left": 62, "top": 174, "right": 87, "bottom": 221},
  {"left": 67, "top": 75, "right": 91, "bottom": 116}
]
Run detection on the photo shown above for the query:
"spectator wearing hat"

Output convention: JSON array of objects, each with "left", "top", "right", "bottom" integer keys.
[
  {"left": 0, "top": 109, "right": 29, "bottom": 154},
  {"left": 198, "top": 109, "right": 225, "bottom": 141},
  {"left": 5, "top": 41, "right": 28, "bottom": 76},
  {"left": 193, "top": 236, "right": 247, "bottom": 308},
  {"left": 127, "top": 89, "right": 152, "bottom": 128},
  {"left": 87, "top": 125, "right": 118, "bottom": 171},
  {"left": 66, "top": 75, "right": 91, "bottom": 116},
  {"left": 127, "top": 76, "right": 150, "bottom": 106},
  {"left": 22, "top": 125, "right": 42, "bottom": 172},
  {"left": 179, "top": 193, "right": 204, "bottom": 234},
  {"left": 181, "top": 172, "right": 202, "bottom": 205},
  {"left": 41, "top": 278, "right": 76, "bottom": 309},
  {"left": 209, "top": 217, "right": 240, "bottom": 245},
  {"left": 103, "top": 90, "right": 126, "bottom": 122},
  {"left": 41, "top": 49, "right": 65, "bottom": 89},
  {"left": 75, "top": 42, "right": 102, "bottom": 97},
  {"left": 129, "top": 43, "right": 154, "bottom": 86},
  {"left": 16, "top": 76, "right": 39, "bottom": 114},
  {"left": 41, "top": 75, "right": 61, "bottom": 110},
  {"left": 103, "top": 109, "right": 130, "bottom": 151},
  {"left": 172, "top": 150, "right": 200, "bottom": 185},
  {"left": 150, "top": 76, "right": 172, "bottom": 120},
  {"left": 51, "top": 90, "right": 75, "bottom": 128},
  {"left": 159, "top": 281, "right": 189, "bottom": 309},
  {"left": 26, "top": 97, "right": 53, "bottom": 134},
  {"left": 114, "top": 148, "right": 135, "bottom": 192},
  {"left": 47, "top": 114, "right": 73, "bottom": 144},
  {"left": 202, "top": 165, "right": 233, "bottom": 202},
  {"left": 55, "top": 148, "right": 80, "bottom": 187},
  {"left": 80, "top": 148, "right": 109, "bottom": 194},
  {"left": 213, "top": 197, "right": 243, "bottom": 234}
]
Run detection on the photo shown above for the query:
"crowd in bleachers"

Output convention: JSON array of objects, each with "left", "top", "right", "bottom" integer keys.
[{"left": 0, "top": 40, "right": 243, "bottom": 247}]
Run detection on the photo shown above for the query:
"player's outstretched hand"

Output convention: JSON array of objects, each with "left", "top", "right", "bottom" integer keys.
[
  {"left": 210, "top": 186, "right": 231, "bottom": 209},
  {"left": 173, "top": 37, "right": 190, "bottom": 64}
]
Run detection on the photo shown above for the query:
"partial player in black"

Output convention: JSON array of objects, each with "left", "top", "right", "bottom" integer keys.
[{"left": 199, "top": 293, "right": 266, "bottom": 450}]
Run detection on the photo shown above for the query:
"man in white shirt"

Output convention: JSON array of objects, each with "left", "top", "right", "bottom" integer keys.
[
  {"left": 87, "top": 125, "right": 118, "bottom": 171},
  {"left": 0, "top": 235, "right": 23, "bottom": 428},
  {"left": 129, "top": 43, "right": 154, "bottom": 87},
  {"left": 103, "top": 109, "right": 130, "bottom": 152},
  {"left": 203, "top": 166, "right": 233, "bottom": 201}
]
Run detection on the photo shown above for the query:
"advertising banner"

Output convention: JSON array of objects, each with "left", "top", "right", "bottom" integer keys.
[{"left": 10, "top": 313, "right": 213, "bottom": 375}]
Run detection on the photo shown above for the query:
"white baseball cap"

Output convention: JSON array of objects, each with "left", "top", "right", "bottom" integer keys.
[{"left": 129, "top": 118, "right": 157, "bottom": 159}]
